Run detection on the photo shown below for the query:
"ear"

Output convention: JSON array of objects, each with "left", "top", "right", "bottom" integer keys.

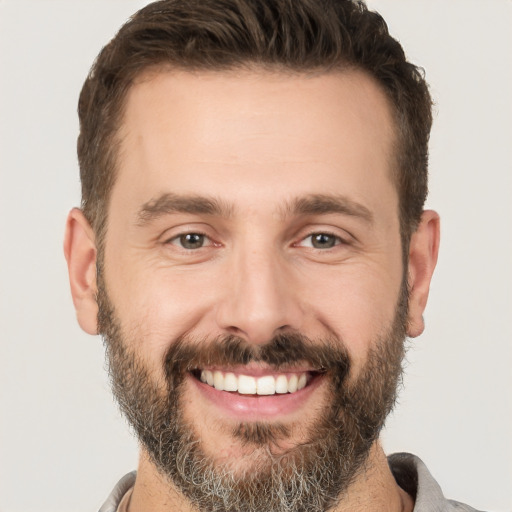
[
  {"left": 406, "top": 210, "right": 440, "bottom": 338},
  {"left": 64, "top": 208, "right": 99, "bottom": 335}
]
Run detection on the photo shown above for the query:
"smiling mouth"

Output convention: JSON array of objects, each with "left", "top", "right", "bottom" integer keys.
[{"left": 191, "top": 369, "right": 322, "bottom": 396}]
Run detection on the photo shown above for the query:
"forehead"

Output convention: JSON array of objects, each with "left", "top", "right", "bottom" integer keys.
[{"left": 112, "top": 67, "right": 397, "bottom": 220}]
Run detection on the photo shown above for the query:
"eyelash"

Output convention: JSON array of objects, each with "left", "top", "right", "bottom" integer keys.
[
  {"left": 166, "top": 232, "right": 213, "bottom": 250},
  {"left": 297, "top": 232, "right": 346, "bottom": 250},
  {"left": 165, "top": 230, "right": 347, "bottom": 252}
]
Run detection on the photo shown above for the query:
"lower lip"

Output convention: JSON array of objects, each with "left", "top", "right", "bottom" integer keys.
[{"left": 189, "top": 373, "right": 326, "bottom": 421}]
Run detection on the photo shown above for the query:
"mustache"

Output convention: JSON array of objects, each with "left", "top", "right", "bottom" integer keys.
[{"left": 163, "top": 332, "right": 352, "bottom": 386}]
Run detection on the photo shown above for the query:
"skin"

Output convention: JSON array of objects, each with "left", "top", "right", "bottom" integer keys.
[{"left": 65, "top": 68, "right": 439, "bottom": 511}]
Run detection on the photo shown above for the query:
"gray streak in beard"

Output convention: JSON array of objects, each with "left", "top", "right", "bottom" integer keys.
[{"left": 98, "top": 271, "right": 408, "bottom": 512}]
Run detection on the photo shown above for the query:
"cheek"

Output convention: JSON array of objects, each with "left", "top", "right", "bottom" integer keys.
[
  {"left": 307, "top": 264, "right": 403, "bottom": 364},
  {"left": 106, "top": 263, "right": 218, "bottom": 361}
]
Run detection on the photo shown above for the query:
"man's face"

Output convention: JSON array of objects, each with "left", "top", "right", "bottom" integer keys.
[{"left": 98, "top": 68, "right": 406, "bottom": 508}]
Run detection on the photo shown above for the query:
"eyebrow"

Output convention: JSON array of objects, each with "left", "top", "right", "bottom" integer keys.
[
  {"left": 282, "top": 194, "right": 374, "bottom": 223},
  {"left": 136, "top": 193, "right": 233, "bottom": 225},
  {"left": 136, "top": 192, "right": 373, "bottom": 225}
]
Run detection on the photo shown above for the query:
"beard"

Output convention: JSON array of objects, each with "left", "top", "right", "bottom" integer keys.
[{"left": 97, "top": 275, "right": 408, "bottom": 512}]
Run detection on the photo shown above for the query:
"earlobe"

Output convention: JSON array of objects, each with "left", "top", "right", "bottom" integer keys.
[
  {"left": 64, "top": 208, "right": 99, "bottom": 335},
  {"left": 406, "top": 210, "right": 440, "bottom": 338}
]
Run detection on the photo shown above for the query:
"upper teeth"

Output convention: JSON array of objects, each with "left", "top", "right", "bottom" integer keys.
[{"left": 200, "top": 370, "right": 308, "bottom": 395}]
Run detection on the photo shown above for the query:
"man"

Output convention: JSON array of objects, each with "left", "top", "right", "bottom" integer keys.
[{"left": 63, "top": 0, "right": 483, "bottom": 511}]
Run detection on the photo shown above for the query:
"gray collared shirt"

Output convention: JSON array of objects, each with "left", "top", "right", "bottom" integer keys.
[
  {"left": 387, "top": 453, "right": 483, "bottom": 511},
  {"left": 98, "top": 453, "right": 484, "bottom": 511}
]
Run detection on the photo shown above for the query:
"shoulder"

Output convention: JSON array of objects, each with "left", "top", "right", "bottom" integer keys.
[{"left": 388, "top": 453, "right": 486, "bottom": 512}]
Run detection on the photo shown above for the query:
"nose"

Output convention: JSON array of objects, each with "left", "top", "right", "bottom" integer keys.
[{"left": 215, "top": 246, "right": 304, "bottom": 345}]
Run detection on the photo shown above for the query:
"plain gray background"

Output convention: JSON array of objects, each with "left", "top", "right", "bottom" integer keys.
[{"left": 0, "top": 1, "right": 511, "bottom": 511}]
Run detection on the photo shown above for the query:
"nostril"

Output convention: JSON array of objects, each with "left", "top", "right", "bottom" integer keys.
[
  {"left": 225, "top": 325, "right": 245, "bottom": 336},
  {"left": 215, "top": 286, "right": 304, "bottom": 345}
]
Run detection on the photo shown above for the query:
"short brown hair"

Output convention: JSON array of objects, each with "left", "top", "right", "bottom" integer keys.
[{"left": 78, "top": 0, "right": 432, "bottom": 247}]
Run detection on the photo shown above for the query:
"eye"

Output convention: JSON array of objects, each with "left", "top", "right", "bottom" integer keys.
[
  {"left": 301, "top": 232, "right": 341, "bottom": 249},
  {"left": 170, "top": 233, "right": 209, "bottom": 250}
]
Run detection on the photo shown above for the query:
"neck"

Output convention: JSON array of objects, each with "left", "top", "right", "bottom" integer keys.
[
  {"left": 128, "top": 442, "right": 414, "bottom": 512},
  {"left": 329, "top": 443, "right": 414, "bottom": 512}
]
